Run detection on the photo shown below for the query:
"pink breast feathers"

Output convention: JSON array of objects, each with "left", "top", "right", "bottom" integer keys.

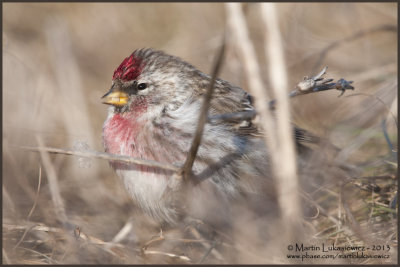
[
  {"left": 103, "top": 111, "right": 174, "bottom": 174},
  {"left": 104, "top": 112, "right": 139, "bottom": 156}
]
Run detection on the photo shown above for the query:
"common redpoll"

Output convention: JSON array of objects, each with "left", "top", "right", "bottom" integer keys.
[{"left": 102, "top": 48, "right": 303, "bottom": 226}]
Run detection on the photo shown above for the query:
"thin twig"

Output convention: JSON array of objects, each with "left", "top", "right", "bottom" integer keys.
[
  {"left": 142, "top": 229, "right": 165, "bottom": 251},
  {"left": 198, "top": 240, "right": 218, "bottom": 263},
  {"left": 181, "top": 38, "right": 226, "bottom": 180},
  {"left": 289, "top": 66, "right": 354, "bottom": 98},
  {"left": 208, "top": 66, "right": 354, "bottom": 124},
  {"left": 13, "top": 145, "right": 180, "bottom": 173}
]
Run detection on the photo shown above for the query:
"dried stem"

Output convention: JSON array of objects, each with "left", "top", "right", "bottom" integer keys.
[
  {"left": 181, "top": 39, "right": 226, "bottom": 180},
  {"left": 261, "top": 3, "right": 300, "bottom": 239},
  {"left": 225, "top": 2, "right": 278, "bottom": 159}
]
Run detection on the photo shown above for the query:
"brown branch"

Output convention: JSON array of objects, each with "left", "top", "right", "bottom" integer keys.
[
  {"left": 13, "top": 145, "right": 181, "bottom": 173},
  {"left": 208, "top": 66, "right": 354, "bottom": 124},
  {"left": 289, "top": 66, "right": 354, "bottom": 98},
  {"left": 181, "top": 39, "right": 226, "bottom": 180}
]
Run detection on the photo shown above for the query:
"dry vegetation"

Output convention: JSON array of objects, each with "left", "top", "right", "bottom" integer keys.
[{"left": 3, "top": 3, "right": 397, "bottom": 264}]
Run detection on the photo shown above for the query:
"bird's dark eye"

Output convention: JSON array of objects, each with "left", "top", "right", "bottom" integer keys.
[{"left": 137, "top": 83, "right": 147, "bottom": 90}]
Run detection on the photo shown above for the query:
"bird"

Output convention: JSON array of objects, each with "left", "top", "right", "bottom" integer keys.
[{"left": 101, "top": 48, "right": 308, "bottom": 227}]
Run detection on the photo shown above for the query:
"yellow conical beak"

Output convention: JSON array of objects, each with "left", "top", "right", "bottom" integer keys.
[{"left": 101, "top": 88, "right": 129, "bottom": 107}]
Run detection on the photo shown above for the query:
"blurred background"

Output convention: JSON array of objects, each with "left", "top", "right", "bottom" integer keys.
[{"left": 3, "top": 3, "right": 397, "bottom": 264}]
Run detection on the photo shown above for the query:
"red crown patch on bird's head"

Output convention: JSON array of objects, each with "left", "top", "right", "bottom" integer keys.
[{"left": 112, "top": 53, "right": 144, "bottom": 81}]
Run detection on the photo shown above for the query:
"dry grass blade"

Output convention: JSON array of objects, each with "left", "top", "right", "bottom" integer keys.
[
  {"left": 300, "top": 192, "right": 357, "bottom": 238},
  {"left": 334, "top": 127, "right": 379, "bottom": 163},
  {"left": 35, "top": 136, "right": 68, "bottom": 224},
  {"left": 181, "top": 39, "right": 226, "bottom": 180},
  {"left": 19, "top": 247, "right": 59, "bottom": 264},
  {"left": 27, "top": 164, "right": 42, "bottom": 221},
  {"left": 341, "top": 198, "right": 368, "bottom": 242},
  {"left": 12, "top": 224, "right": 36, "bottom": 250},
  {"left": 3, "top": 248, "right": 11, "bottom": 264},
  {"left": 346, "top": 93, "right": 398, "bottom": 127}
]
